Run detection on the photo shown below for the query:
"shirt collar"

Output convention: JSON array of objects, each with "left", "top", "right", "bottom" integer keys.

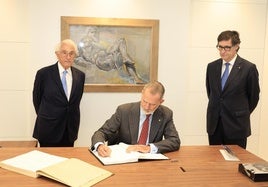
[
  {"left": 223, "top": 54, "right": 237, "bottom": 66},
  {"left": 58, "top": 62, "right": 71, "bottom": 75}
]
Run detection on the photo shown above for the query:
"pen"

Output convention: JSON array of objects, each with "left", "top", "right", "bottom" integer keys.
[{"left": 223, "top": 145, "right": 235, "bottom": 156}]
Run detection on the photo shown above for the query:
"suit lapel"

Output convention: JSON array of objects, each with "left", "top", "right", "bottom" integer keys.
[
  {"left": 215, "top": 60, "right": 223, "bottom": 92},
  {"left": 222, "top": 56, "right": 242, "bottom": 92},
  {"left": 51, "top": 63, "right": 66, "bottom": 96},
  {"left": 149, "top": 108, "right": 163, "bottom": 143},
  {"left": 51, "top": 62, "right": 68, "bottom": 100},
  {"left": 129, "top": 103, "right": 140, "bottom": 144},
  {"left": 69, "top": 67, "right": 77, "bottom": 101}
]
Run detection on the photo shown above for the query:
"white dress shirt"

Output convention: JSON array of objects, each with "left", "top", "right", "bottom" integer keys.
[{"left": 58, "top": 62, "right": 72, "bottom": 100}]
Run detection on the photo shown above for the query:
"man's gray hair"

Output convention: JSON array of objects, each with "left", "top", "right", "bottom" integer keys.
[{"left": 142, "top": 81, "right": 165, "bottom": 98}]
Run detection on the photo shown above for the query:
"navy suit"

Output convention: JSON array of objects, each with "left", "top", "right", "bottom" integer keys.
[
  {"left": 91, "top": 102, "right": 180, "bottom": 153},
  {"left": 33, "top": 62, "right": 85, "bottom": 145},
  {"left": 206, "top": 55, "right": 260, "bottom": 141}
]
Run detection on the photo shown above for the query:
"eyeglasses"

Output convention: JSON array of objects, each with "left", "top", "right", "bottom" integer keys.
[
  {"left": 60, "top": 50, "right": 76, "bottom": 57},
  {"left": 216, "top": 45, "right": 233, "bottom": 51}
]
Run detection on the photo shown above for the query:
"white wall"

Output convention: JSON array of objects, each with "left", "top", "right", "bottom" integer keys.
[
  {"left": 0, "top": 0, "right": 32, "bottom": 139},
  {"left": 259, "top": 1, "right": 268, "bottom": 160},
  {"left": 0, "top": 0, "right": 267, "bottom": 160}
]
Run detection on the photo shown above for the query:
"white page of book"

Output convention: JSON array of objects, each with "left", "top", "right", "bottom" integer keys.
[
  {"left": 1, "top": 150, "right": 67, "bottom": 172},
  {"left": 117, "top": 143, "right": 168, "bottom": 160},
  {"left": 92, "top": 143, "right": 168, "bottom": 165},
  {"left": 94, "top": 143, "right": 138, "bottom": 165}
]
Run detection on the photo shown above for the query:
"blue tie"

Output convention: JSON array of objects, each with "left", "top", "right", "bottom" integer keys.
[
  {"left": 221, "top": 63, "right": 230, "bottom": 90},
  {"left": 62, "top": 70, "right": 68, "bottom": 97}
]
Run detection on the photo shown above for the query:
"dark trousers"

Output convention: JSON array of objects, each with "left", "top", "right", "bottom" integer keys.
[
  {"left": 39, "top": 128, "right": 74, "bottom": 147},
  {"left": 208, "top": 118, "right": 247, "bottom": 149}
]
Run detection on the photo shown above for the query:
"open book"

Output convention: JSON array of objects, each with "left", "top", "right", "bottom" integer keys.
[
  {"left": 0, "top": 150, "right": 113, "bottom": 187},
  {"left": 90, "top": 143, "right": 169, "bottom": 165}
]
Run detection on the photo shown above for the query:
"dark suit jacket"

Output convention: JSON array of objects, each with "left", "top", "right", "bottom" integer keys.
[
  {"left": 33, "top": 62, "right": 85, "bottom": 143},
  {"left": 206, "top": 55, "right": 260, "bottom": 138},
  {"left": 91, "top": 102, "right": 181, "bottom": 153}
]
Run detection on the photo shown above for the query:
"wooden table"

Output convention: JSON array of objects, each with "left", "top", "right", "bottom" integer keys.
[{"left": 0, "top": 145, "right": 267, "bottom": 187}]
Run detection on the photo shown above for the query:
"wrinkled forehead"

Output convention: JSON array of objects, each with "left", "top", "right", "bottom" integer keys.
[{"left": 60, "top": 43, "right": 75, "bottom": 51}]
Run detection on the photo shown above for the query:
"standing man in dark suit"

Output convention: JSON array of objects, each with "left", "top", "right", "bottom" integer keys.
[
  {"left": 33, "top": 39, "right": 85, "bottom": 147},
  {"left": 206, "top": 30, "right": 260, "bottom": 149},
  {"left": 91, "top": 81, "right": 180, "bottom": 157}
]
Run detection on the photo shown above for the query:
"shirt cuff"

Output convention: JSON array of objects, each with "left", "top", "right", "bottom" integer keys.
[
  {"left": 149, "top": 143, "right": 158, "bottom": 154},
  {"left": 94, "top": 142, "right": 104, "bottom": 151}
]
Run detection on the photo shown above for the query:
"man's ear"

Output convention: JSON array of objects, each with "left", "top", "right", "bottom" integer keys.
[{"left": 235, "top": 44, "right": 239, "bottom": 51}]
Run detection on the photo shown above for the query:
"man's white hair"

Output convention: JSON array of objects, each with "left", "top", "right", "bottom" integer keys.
[{"left": 55, "top": 39, "right": 78, "bottom": 55}]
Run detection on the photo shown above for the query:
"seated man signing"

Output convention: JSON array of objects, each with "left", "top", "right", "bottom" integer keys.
[{"left": 91, "top": 81, "right": 181, "bottom": 157}]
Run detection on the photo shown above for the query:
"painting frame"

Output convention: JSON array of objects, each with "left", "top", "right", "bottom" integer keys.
[{"left": 61, "top": 16, "right": 159, "bottom": 92}]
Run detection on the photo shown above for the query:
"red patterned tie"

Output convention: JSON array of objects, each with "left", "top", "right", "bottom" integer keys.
[{"left": 138, "top": 114, "right": 151, "bottom": 145}]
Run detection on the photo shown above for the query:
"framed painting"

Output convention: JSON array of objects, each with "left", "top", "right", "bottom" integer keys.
[{"left": 61, "top": 16, "right": 159, "bottom": 92}]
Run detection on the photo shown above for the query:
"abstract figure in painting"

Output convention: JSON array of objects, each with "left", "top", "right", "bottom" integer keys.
[{"left": 75, "top": 26, "right": 146, "bottom": 84}]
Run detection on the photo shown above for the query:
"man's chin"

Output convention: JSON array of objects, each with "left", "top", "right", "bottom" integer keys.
[{"left": 145, "top": 111, "right": 153, "bottom": 115}]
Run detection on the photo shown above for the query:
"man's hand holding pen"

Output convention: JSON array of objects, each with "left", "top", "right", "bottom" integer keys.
[{"left": 97, "top": 144, "right": 112, "bottom": 157}]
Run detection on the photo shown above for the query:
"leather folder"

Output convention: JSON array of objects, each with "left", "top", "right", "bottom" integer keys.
[{"left": 238, "top": 162, "right": 268, "bottom": 182}]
